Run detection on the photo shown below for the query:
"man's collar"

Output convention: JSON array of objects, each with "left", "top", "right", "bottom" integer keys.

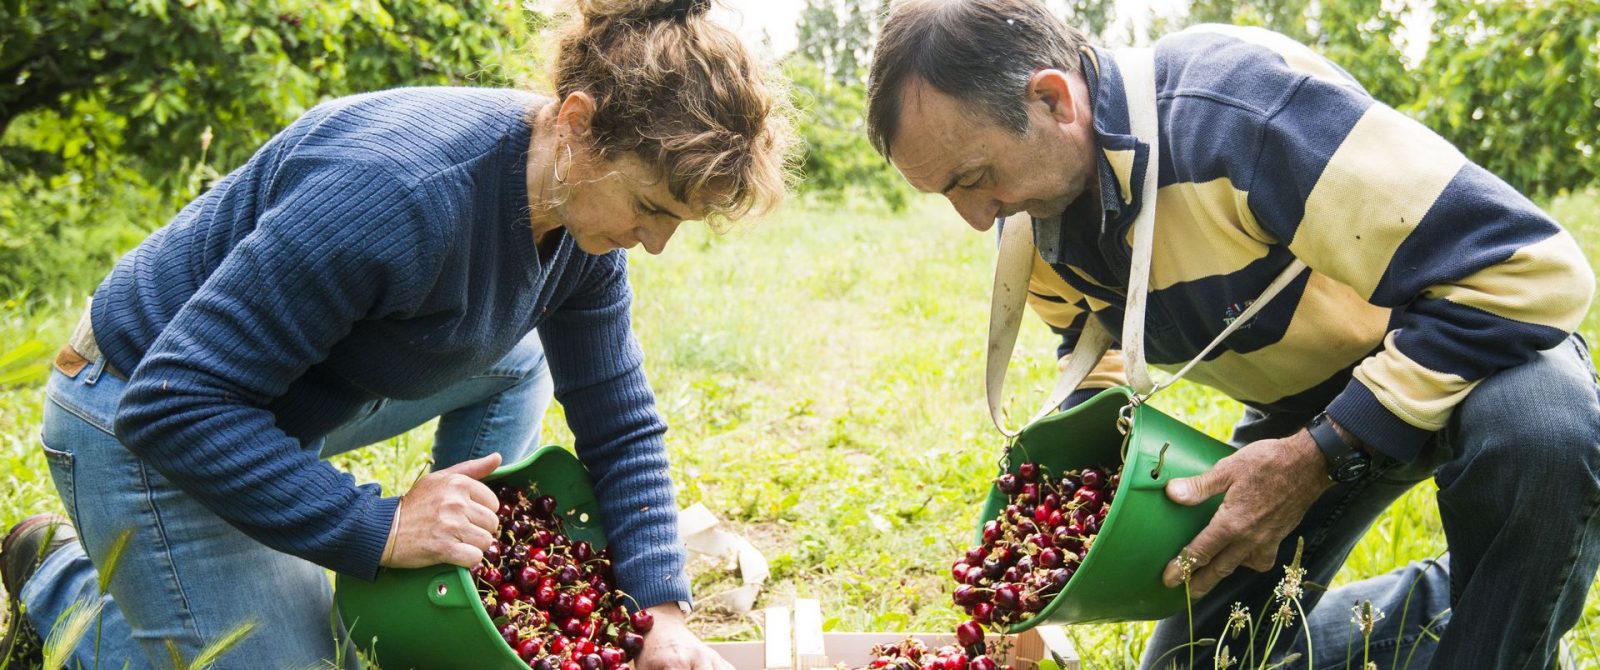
[{"left": 1033, "top": 46, "right": 1150, "bottom": 283}]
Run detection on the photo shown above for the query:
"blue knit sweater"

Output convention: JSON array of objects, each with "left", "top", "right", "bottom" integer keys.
[{"left": 91, "top": 87, "right": 690, "bottom": 608}]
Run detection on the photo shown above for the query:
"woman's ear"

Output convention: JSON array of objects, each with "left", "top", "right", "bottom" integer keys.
[{"left": 557, "top": 92, "right": 598, "bottom": 138}]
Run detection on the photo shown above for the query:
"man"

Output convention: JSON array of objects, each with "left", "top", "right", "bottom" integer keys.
[{"left": 865, "top": 0, "right": 1599, "bottom": 667}]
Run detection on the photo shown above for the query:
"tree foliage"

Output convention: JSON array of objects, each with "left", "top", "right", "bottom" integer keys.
[
  {"left": 1410, "top": 0, "right": 1599, "bottom": 198},
  {"left": 1175, "top": 0, "right": 1597, "bottom": 197},
  {"left": 790, "top": 0, "right": 911, "bottom": 210},
  {"left": 785, "top": 56, "right": 910, "bottom": 211},
  {"left": 0, "top": 0, "right": 521, "bottom": 180}
]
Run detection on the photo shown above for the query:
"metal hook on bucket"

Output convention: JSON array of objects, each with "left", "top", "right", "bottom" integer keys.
[
  {"left": 1116, "top": 396, "right": 1143, "bottom": 463},
  {"left": 1150, "top": 442, "right": 1170, "bottom": 480},
  {"left": 1116, "top": 399, "right": 1138, "bottom": 436}
]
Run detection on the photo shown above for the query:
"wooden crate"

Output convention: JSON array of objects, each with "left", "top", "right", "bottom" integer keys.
[{"left": 707, "top": 599, "right": 1079, "bottom": 670}]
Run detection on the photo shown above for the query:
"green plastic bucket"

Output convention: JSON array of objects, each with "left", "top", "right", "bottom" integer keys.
[
  {"left": 334, "top": 446, "right": 604, "bottom": 669},
  {"left": 977, "top": 386, "right": 1234, "bottom": 630}
]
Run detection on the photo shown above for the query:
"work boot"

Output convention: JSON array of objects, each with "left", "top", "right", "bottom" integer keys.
[{"left": 1, "top": 514, "right": 77, "bottom": 667}]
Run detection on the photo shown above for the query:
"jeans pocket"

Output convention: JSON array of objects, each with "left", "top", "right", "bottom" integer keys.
[{"left": 39, "top": 440, "right": 77, "bottom": 524}]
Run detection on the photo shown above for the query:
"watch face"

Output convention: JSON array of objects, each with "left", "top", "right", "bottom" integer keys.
[{"left": 1334, "top": 456, "right": 1370, "bottom": 482}]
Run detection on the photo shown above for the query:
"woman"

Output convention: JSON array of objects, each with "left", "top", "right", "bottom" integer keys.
[{"left": 0, "top": 0, "right": 792, "bottom": 667}]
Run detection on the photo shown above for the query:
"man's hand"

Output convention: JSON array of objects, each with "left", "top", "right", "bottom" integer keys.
[
  {"left": 381, "top": 453, "right": 503, "bottom": 569},
  {"left": 636, "top": 604, "right": 732, "bottom": 670},
  {"left": 1160, "top": 430, "right": 1333, "bottom": 596}
]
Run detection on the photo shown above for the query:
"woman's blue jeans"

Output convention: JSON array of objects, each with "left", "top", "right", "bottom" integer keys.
[
  {"left": 1141, "top": 334, "right": 1600, "bottom": 669},
  {"left": 21, "top": 332, "right": 553, "bottom": 669}
]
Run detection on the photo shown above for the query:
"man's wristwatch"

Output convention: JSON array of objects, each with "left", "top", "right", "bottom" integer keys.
[{"left": 1306, "top": 412, "right": 1370, "bottom": 483}]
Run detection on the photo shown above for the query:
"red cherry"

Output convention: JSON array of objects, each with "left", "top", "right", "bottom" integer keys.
[
  {"left": 995, "top": 473, "right": 1020, "bottom": 494},
  {"left": 1039, "top": 548, "right": 1063, "bottom": 568},
  {"left": 517, "top": 637, "right": 542, "bottom": 660},
  {"left": 534, "top": 495, "right": 559, "bottom": 520},
  {"left": 629, "top": 609, "right": 655, "bottom": 633},
  {"left": 993, "top": 584, "right": 1020, "bottom": 610},
  {"left": 498, "top": 584, "right": 521, "bottom": 603},
  {"left": 573, "top": 594, "right": 596, "bottom": 618},
  {"left": 518, "top": 565, "right": 541, "bottom": 589},
  {"left": 955, "top": 620, "right": 984, "bottom": 647},
  {"left": 599, "top": 648, "right": 627, "bottom": 669},
  {"left": 970, "top": 657, "right": 998, "bottom": 670},
  {"left": 618, "top": 632, "right": 646, "bottom": 658},
  {"left": 952, "top": 585, "right": 983, "bottom": 608},
  {"left": 1080, "top": 468, "right": 1105, "bottom": 488},
  {"left": 1017, "top": 463, "right": 1039, "bottom": 481}
]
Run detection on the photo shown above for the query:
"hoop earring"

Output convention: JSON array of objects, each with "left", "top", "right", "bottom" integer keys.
[{"left": 553, "top": 143, "right": 573, "bottom": 184}]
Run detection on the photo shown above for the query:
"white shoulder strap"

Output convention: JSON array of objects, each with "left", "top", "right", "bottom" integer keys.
[
  {"left": 983, "top": 47, "right": 1307, "bottom": 437},
  {"left": 1118, "top": 47, "right": 1160, "bottom": 396}
]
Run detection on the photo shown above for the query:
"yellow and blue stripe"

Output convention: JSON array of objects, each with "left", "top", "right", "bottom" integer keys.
[{"left": 1027, "top": 25, "right": 1594, "bottom": 461}]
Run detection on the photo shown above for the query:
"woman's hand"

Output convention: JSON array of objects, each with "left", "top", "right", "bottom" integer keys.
[
  {"left": 636, "top": 604, "right": 732, "bottom": 670},
  {"left": 380, "top": 453, "right": 503, "bottom": 569}
]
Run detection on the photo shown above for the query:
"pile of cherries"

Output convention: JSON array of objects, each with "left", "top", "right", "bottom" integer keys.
[
  {"left": 838, "top": 462, "right": 1119, "bottom": 670},
  {"left": 854, "top": 635, "right": 1005, "bottom": 670},
  {"left": 949, "top": 463, "right": 1119, "bottom": 630},
  {"left": 472, "top": 484, "right": 653, "bottom": 669}
]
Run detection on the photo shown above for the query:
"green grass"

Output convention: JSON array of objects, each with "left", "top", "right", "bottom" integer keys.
[{"left": 1, "top": 190, "right": 1598, "bottom": 668}]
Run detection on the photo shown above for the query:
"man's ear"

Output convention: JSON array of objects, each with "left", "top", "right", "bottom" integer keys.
[
  {"left": 1027, "top": 69, "right": 1078, "bottom": 126},
  {"left": 556, "top": 92, "right": 597, "bottom": 138}
]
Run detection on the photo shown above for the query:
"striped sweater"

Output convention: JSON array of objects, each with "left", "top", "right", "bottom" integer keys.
[{"left": 1026, "top": 25, "right": 1594, "bottom": 461}]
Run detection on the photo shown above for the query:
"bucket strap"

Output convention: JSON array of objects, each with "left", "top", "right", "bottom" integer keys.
[{"left": 984, "top": 47, "right": 1308, "bottom": 437}]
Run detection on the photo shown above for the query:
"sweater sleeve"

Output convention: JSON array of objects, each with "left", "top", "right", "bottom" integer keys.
[
  {"left": 1246, "top": 66, "right": 1594, "bottom": 460},
  {"left": 112, "top": 158, "right": 435, "bottom": 578},
  {"left": 536, "top": 252, "right": 689, "bottom": 609}
]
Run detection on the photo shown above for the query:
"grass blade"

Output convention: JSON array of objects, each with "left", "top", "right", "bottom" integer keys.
[
  {"left": 41, "top": 598, "right": 103, "bottom": 670},
  {"left": 95, "top": 530, "right": 133, "bottom": 595},
  {"left": 188, "top": 620, "right": 256, "bottom": 670}
]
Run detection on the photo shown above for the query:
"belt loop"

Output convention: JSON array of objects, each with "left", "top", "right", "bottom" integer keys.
[
  {"left": 70, "top": 298, "right": 106, "bottom": 385},
  {"left": 82, "top": 354, "right": 105, "bottom": 385}
]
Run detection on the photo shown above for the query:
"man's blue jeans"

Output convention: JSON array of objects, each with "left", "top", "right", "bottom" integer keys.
[
  {"left": 1141, "top": 334, "right": 1600, "bottom": 669},
  {"left": 21, "top": 332, "right": 553, "bottom": 669}
]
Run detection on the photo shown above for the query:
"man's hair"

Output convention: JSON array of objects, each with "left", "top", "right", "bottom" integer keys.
[{"left": 866, "top": 0, "right": 1090, "bottom": 160}]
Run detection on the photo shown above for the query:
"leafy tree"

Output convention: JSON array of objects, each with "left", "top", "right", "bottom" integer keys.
[
  {"left": 0, "top": 0, "right": 521, "bottom": 180},
  {"left": 795, "top": 0, "right": 878, "bottom": 85},
  {"left": 1171, "top": 0, "right": 1597, "bottom": 196},
  {"left": 790, "top": 0, "right": 911, "bottom": 210},
  {"left": 1182, "top": 0, "right": 1312, "bottom": 40},
  {"left": 1411, "top": 0, "right": 1599, "bottom": 197},
  {"left": 1055, "top": 0, "right": 1115, "bottom": 43},
  {"left": 786, "top": 56, "right": 910, "bottom": 211}
]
